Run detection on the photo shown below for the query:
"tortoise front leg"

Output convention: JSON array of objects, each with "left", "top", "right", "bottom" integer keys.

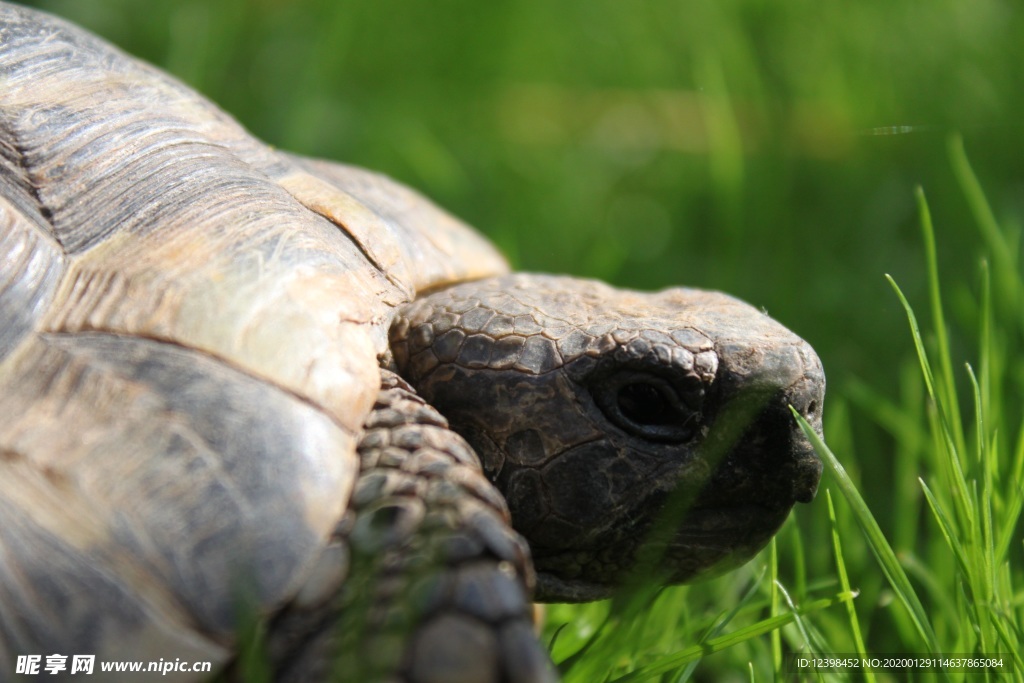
[{"left": 267, "top": 370, "right": 557, "bottom": 683}]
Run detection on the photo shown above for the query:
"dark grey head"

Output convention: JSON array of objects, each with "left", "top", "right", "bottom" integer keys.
[{"left": 391, "top": 274, "right": 824, "bottom": 602}]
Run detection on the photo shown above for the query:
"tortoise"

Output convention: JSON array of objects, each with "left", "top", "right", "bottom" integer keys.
[{"left": 0, "top": 3, "right": 825, "bottom": 682}]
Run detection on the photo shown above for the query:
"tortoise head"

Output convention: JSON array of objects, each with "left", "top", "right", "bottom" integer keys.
[{"left": 391, "top": 274, "right": 824, "bottom": 602}]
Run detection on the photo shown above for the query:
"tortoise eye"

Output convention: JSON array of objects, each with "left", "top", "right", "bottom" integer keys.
[
  {"left": 595, "top": 373, "right": 702, "bottom": 443},
  {"left": 617, "top": 382, "right": 675, "bottom": 426}
]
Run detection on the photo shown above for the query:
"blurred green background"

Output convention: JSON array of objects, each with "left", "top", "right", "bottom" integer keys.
[
  {"left": 20, "top": 0, "right": 1021, "bottom": 396},
  {"left": 17, "top": 0, "right": 1023, "bottom": 675},
  {"left": 21, "top": 0, "right": 1021, "bottom": 381}
]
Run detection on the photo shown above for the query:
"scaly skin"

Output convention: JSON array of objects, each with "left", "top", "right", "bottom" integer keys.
[
  {"left": 392, "top": 274, "right": 825, "bottom": 602},
  {"left": 266, "top": 371, "right": 556, "bottom": 683}
]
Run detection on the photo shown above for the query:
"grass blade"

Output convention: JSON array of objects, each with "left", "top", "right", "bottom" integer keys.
[
  {"left": 948, "top": 134, "right": 1022, "bottom": 325},
  {"left": 917, "top": 186, "right": 966, "bottom": 457},
  {"left": 606, "top": 592, "right": 852, "bottom": 683},
  {"left": 673, "top": 570, "right": 767, "bottom": 683},
  {"left": 791, "top": 409, "right": 943, "bottom": 659},
  {"left": 918, "top": 479, "right": 972, "bottom": 589},
  {"left": 826, "top": 490, "right": 873, "bottom": 683},
  {"left": 887, "top": 275, "right": 976, "bottom": 536}
]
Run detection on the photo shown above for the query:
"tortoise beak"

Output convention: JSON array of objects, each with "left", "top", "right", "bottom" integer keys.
[
  {"left": 782, "top": 341, "right": 826, "bottom": 504},
  {"left": 703, "top": 334, "right": 826, "bottom": 511},
  {"left": 791, "top": 443, "right": 823, "bottom": 503}
]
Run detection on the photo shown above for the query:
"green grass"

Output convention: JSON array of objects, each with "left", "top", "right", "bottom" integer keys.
[{"left": 15, "top": 0, "right": 1024, "bottom": 680}]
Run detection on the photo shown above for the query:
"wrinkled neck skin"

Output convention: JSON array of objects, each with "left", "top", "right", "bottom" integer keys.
[{"left": 390, "top": 273, "right": 825, "bottom": 603}]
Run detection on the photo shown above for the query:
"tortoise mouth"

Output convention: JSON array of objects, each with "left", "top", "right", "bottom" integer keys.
[
  {"left": 632, "top": 500, "right": 792, "bottom": 584},
  {"left": 659, "top": 502, "right": 792, "bottom": 581},
  {"left": 671, "top": 502, "right": 792, "bottom": 545},
  {"left": 535, "top": 573, "right": 618, "bottom": 603},
  {"left": 532, "top": 502, "right": 793, "bottom": 603}
]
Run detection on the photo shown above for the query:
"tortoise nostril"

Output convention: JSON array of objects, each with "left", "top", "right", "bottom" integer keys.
[{"left": 806, "top": 400, "right": 818, "bottom": 417}]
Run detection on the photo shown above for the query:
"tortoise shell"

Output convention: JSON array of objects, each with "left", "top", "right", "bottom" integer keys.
[{"left": 0, "top": 2, "right": 505, "bottom": 671}]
